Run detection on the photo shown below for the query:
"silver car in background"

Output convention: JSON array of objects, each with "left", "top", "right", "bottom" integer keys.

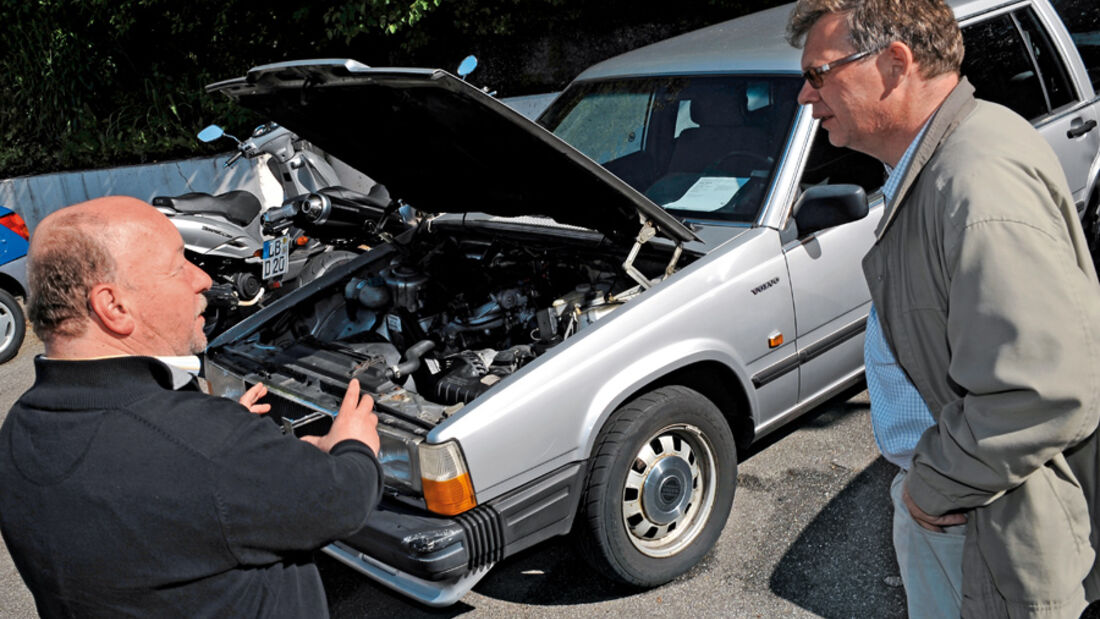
[{"left": 203, "top": 0, "right": 1098, "bottom": 606}]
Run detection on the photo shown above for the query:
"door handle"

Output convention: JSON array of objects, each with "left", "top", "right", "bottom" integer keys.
[{"left": 1067, "top": 119, "right": 1097, "bottom": 139}]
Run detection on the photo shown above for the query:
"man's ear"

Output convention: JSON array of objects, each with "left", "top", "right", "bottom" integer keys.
[
  {"left": 881, "top": 41, "right": 915, "bottom": 86},
  {"left": 88, "top": 282, "right": 136, "bottom": 336}
]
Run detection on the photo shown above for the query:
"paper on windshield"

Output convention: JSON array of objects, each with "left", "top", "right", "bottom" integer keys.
[{"left": 663, "top": 176, "right": 747, "bottom": 212}]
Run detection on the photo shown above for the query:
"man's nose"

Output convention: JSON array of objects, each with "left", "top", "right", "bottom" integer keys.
[
  {"left": 797, "top": 80, "right": 819, "bottom": 106},
  {"left": 188, "top": 262, "right": 213, "bottom": 292}
]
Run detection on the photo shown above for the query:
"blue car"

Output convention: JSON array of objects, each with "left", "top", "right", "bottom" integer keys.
[{"left": 0, "top": 206, "right": 29, "bottom": 363}]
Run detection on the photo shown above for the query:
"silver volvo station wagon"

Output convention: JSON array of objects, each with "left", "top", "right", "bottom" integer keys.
[{"left": 204, "top": 0, "right": 1100, "bottom": 606}]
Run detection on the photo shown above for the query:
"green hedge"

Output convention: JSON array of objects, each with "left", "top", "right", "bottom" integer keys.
[{"left": 0, "top": 0, "right": 780, "bottom": 178}]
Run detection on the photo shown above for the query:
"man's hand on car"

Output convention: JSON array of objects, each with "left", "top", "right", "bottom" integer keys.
[
  {"left": 238, "top": 382, "right": 272, "bottom": 414},
  {"left": 302, "top": 379, "right": 381, "bottom": 455}
]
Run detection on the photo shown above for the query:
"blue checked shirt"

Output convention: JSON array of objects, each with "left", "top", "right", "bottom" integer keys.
[{"left": 865, "top": 122, "right": 935, "bottom": 470}]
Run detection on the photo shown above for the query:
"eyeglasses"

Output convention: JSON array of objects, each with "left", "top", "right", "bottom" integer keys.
[{"left": 802, "top": 46, "right": 885, "bottom": 89}]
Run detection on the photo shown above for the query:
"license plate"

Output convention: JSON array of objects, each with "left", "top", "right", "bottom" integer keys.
[{"left": 261, "top": 236, "right": 290, "bottom": 280}]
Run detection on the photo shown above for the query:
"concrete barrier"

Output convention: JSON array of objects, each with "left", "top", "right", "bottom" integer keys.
[{"left": 0, "top": 155, "right": 271, "bottom": 233}]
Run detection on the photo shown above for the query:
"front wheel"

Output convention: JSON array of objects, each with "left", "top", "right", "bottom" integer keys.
[
  {"left": 0, "top": 289, "right": 27, "bottom": 363},
  {"left": 1084, "top": 194, "right": 1100, "bottom": 279},
  {"left": 576, "top": 385, "right": 737, "bottom": 587}
]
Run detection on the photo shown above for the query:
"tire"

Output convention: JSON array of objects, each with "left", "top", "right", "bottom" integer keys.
[
  {"left": 1085, "top": 194, "right": 1100, "bottom": 279},
  {"left": 576, "top": 385, "right": 737, "bottom": 587},
  {"left": 0, "top": 289, "right": 26, "bottom": 364}
]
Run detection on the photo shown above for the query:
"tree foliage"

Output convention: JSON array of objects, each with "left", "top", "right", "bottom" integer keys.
[{"left": 0, "top": 0, "right": 781, "bottom": 178}]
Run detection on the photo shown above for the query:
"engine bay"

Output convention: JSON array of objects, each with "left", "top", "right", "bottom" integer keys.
[{"left": 209, "top": 223, "right": 692, "bottom": 430}]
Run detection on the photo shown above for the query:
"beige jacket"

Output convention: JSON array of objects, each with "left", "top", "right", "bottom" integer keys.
[{"left": 863, "top": 78, "right": 1100, "bottom": 617}]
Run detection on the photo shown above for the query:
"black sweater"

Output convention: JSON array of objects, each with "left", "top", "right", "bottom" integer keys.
[{"left": 0, "top": 356, "right": 383, "bottom": 618}]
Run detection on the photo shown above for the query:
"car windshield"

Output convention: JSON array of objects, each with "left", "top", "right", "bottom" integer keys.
[{"left": 540, "top": 75, "right": 803, "bottom": 224}]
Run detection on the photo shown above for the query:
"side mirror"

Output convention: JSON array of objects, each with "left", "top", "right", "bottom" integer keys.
[
  {"left": 197, "top": 125, "right": 225, "bottom": 143},
  {"left": 457, "top": 55, "right": 478, "bottom": 80},
  {"left": 792, "top": 184, "right": 868, "bottom": 237}
]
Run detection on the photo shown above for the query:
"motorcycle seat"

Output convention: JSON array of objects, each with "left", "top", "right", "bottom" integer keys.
[{"left": 152, "top": 190, "right": 262, "bottom": 227}]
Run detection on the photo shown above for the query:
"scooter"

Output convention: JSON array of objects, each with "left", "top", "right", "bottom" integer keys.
[{"left": 152, "top": 122, "right": 349, "bottom": 336}]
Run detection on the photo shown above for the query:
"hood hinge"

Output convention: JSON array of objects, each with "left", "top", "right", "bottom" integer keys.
[{"left": 623, "top": 220, "right": 683, "bottom": 290}]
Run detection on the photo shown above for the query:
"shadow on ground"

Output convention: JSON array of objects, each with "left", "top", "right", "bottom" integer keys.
[
  {"left": 769, "top": 456, "right": 906, "bottom": 618},
  {"left": 742, "top": 382, "right": 868, "bottom": 461}
]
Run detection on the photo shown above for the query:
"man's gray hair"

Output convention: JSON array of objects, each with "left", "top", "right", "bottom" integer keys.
[{"left": 787, "top": 0, "right": 964, "bottom": 78}]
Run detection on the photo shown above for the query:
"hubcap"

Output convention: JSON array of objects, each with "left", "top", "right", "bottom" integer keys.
[
  {"left": 621, "top": 423, "right": 718, "bottom": 558},
  {"left": 0, "top": 302, "right": 13, "bottom": 351},
  {"left": 643, "top": 456, "right": 693, "bottom": 524}
]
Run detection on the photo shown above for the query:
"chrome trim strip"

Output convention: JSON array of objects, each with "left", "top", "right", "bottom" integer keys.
[
  {"left": 751, "top": 316, "right": 866, "bottom": 388},
  {"left": 754, "top": 365, "right": 865, "bottom": 438},
  {"left": 323, "top": 542, "right": 493, "bottom": 608},
  {"left": 799, "top": 316, "right": 866, "bottom": 363},
  {"left": 751, "top": 353, "right": 799, "bottom": 388}
]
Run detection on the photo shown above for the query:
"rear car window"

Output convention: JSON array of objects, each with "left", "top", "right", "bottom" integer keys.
[
  {"left": 962, "top": 7, "right": 1075, "bottom": 120},
  {"left": 1049, "top": 0, "right": 1100, "bottom": 93}
]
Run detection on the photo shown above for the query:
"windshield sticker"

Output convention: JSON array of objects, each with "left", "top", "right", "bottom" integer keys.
[{"left": 663, "top": 176, "right": 747, "bottom": 212}]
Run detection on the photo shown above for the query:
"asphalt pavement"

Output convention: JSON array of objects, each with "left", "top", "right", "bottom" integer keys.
[{"left": 0, "top": 320, "right": 905, "bottom": 618}]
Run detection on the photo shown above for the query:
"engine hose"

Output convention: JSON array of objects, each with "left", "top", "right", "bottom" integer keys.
[
  {"left": 237, "top": 287, "right": 265, "bottom": 307},
  {"left": 387, "top": 339, "right": 436, "bottom": 379}
]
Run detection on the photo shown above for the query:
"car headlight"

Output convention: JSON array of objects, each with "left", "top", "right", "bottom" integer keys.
[
  {"left": 419, "top": 440, "right": 477, "bottom": 516},
  {"left": 204, "top": 361, "right": 246, "bottom": 401},
  {"left": 378, "top": 430, "right": 419, "bottom": 492}
]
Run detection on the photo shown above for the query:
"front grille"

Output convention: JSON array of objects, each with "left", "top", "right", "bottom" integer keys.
[{"left": 455, "top": 506, "right": 504, "bottom": 569}]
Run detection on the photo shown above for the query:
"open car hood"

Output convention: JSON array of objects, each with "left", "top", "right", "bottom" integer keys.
[{"left": 206, "top": 59, "right": 697, "bottom": 244}]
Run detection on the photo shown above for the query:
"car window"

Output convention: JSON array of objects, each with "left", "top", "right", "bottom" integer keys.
[
  {"left": 1017, "top": 8, "right": 1075, "bottom": 110},
  {"left": 675, "top": 101, "right": 697, "bottom": 138},
  {"left": 551, "top": 89, "right": 654, "bottom": 163},
  {"left": 799, "top": 130, "right": 885, "bottom": 196},
  {"left": 542, "top": 76, "right": 803, "bottom": 223},
  {"left": 675, "top": 82, "right": 774, "bottom": 137},
  {"left": 1049, "top": 0, "right": 1100, "bottom": 93},
  {"left": 962, "top": 9, "right": 1073, "bottom": 120}
]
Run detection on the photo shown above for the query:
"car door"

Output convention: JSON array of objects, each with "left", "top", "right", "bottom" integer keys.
[
  {"left": 783, "top": 130, "right": 886, "bottom": 404},
  {"left": 961, "top": 5, "right": 1100, "bottom": 210}
]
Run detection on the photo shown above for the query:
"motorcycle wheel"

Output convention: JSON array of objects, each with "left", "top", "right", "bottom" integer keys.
[{"left": 234, "top": 272, "right": 263, "bottom": 303}]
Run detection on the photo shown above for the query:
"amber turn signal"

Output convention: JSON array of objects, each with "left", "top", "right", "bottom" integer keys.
[
  {"left": 422, "top": 474, "right": 478, "bottom": 516},
  {"left": 419, "top": 440, "right": 477, "bottom": 515}
]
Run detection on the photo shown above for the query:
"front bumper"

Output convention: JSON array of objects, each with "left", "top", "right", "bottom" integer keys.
[{"left": 326, "top": 461, "right": 585, "bottom": 606}]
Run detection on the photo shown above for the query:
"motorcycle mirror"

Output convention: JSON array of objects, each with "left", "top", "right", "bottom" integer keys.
[
  {"left": 457, "top": 55, "right": 478, "bottom": 81},
  {"left": 197, "top": 125, "right": 225, "bottom": 143}
]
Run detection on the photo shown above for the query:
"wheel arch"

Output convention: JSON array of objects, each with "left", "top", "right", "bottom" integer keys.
[
  {"left": 0, "top": 272, "right": 26, "bottom": 298},
  {"left": 585, "top": 358, "right": 756, "bottom": 466},
  {"left": 613, "top": 360, "right": 756, "bottom": 451}
]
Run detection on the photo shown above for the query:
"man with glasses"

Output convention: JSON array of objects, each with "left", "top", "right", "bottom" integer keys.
[{"left": 788, "top": 1, "right": 1100, "bottom": 617}]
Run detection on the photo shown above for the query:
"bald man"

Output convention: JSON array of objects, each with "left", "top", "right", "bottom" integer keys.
[{"left": 0, "top": 197, "right": 382, "bottom": 617}]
